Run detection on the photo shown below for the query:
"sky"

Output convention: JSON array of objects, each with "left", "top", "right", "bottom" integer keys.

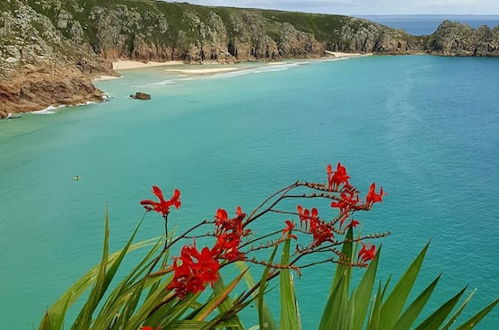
[{"left": 164, "top": 0, "right": 499, "bottom": 15}]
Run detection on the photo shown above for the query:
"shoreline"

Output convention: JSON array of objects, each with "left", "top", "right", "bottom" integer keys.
[
  {"left": 113, "top": 60, "right": 185, "bottom": 70},
  {"left": 1, "top": 54, "right": 368, "bottom": 118},
  {"left": 110, "top": 52, "right": 368, "bottom": 75}
]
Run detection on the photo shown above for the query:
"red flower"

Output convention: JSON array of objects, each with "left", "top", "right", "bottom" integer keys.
[
  {"left": 366, "top": 183, "right": 384, "bottom": 208},
  {"left": 213, "top": 232, "right": 244, "bottom": 261},
  {"left": 140, "top": 186, "right": 181, "bottom": 216},
  {"left": 282, "top": 220, "right": 297, "bottom": 240},
  {"left": 331, "top": 189, "right": 360, "bottom": 216},
  {"left": 167, "top": 244, "right": 220, "bottom": 298},
  {"left": 141, "top": 327, "right": 161, "bottom": 330},
  {"left": 212, "top": 207, "right": 249, "bottom": 261},
  {"left": 327, "top": 162, "right": 350, "bottom": 190},
  {"left": 297, "top": 206, "right": 333, "bottom": 246},
  {"left": 346, "top": 219, "right": 359, "bottom": 229},
  {"left": 215, "top": 208, "right": 229, "bottom": 227},
  {"left": 358, "top": 243, "right": 376, "bottom": 262},
  {"left": 310, "top": 219, "right": 333, "bottom": 246},
  {"left": 297, "top": 205, "right": 318, "bottom": 230}
]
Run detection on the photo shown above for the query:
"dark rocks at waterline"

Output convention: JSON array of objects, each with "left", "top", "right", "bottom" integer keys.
[{"left": 131, "top": 92, "right": 151, "bottom": 100}]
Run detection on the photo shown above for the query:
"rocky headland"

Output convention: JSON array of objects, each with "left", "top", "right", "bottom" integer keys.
[{"left": 1, "top": 0, "right": 498, "bottom": 117}]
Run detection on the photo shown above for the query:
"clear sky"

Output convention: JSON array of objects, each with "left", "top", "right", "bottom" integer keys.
[{"left": 164, "top": 0, "right": 499, "bottom": 15}]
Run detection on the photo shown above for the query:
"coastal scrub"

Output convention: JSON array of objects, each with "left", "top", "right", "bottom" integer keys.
[{"left": 40, "top": 163, "right": 498, "bottom": 329}]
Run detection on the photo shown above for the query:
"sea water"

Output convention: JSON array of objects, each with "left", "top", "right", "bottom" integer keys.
[{"left": 0, "top": 55, "right": 498, "bottom": 329}]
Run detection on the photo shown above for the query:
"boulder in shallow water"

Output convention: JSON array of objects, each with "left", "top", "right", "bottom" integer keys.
[{"left": 131, "top": 92, "right": 151, "bottom": 100}]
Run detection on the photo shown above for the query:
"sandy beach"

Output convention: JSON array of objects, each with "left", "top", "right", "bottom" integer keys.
[
  {"left": 92, "top": 75, "right": 121, "bottom": 82},
  {"left": 325, "top": 51, "right": 368, "bottom": 58},
  {"left": 111, "top": 54, "right": 365, "bottom": 73},
  {"left": 164, "top": 67, "right": 240, "bottom": 74},
  {"left": 113, "top": 60, "right": 184, "bottom": 70}
]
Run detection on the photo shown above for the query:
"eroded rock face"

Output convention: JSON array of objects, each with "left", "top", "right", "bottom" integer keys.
[
  {"left": 0, "top": 65, "right": 104, "bottom": 118},
  {"left": 0, "top": 0, "right": 113, "bottom": 114},
  {"left": 426, "top": 21, "right": 499, "bottom": 56}
]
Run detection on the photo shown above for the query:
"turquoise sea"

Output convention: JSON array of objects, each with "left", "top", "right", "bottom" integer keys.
[{"left": 1, "top": 55, "right": 498, "bottom": 329}]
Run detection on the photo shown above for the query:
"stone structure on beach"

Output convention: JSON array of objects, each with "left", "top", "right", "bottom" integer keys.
[{"left": 1, "top": 0, "right": 498, "bottom": 116}]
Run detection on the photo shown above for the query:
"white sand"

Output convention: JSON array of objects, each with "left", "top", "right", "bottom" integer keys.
[
  {"left": 113, "top": 60, "right": 184, "bottom": 70},
  {"left": 164, "top": 67, "right": 240, "bottom": 74},
  {"left": 325, "top": 51, "right": 367, "bottom": 58},
  {"left": 267, "top": 61, "right": 288, "bottom": 66},
  {"left": 92, "top": 75, "right": 120, "bottom": 82}
]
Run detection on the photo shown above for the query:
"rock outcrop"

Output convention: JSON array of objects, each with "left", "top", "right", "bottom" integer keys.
[
  {"left": 426, "top": 20, "right": 499, "bottom": 56},
  {"left": 0, "top": 0, "right": 498, "bottom": 115},
  {"left": 0, "top": 65, "right": 104, "bottom": 118}
]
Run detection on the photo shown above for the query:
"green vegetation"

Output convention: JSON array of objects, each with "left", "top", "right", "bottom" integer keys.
[
  {"left": 23, "top": 0, "right": 404, "bottom": 54},
  {"left": 39, "top": 218, "right": 499, "bottom": 329},
  {"left": 39, "top": 168, "right": 498, "bottom": 329}
]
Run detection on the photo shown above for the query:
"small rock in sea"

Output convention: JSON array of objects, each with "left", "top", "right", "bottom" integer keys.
[{"left": 131, "top": 92, "right": 151, "bottom": 100}]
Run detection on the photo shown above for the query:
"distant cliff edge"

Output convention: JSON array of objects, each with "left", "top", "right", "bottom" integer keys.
[{"left": 1, "top": 0, "right": 498, "bottom": 116}]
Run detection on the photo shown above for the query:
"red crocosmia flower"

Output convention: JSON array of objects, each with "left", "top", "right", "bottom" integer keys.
[
  {"left": 215, "top": 208, "right": 229, "bottom": 227},
  {"left": 297, "top": 206, "right": 333, "bottom": 246},
  {"left": 358, "top": 243, "right": 376, "bottom": 262},
  {"left": 140, "top": 186, "right": 181, "bottom": 216},
  {"left": 310, "top": 219, "right": 333, "bottom": 246},
  {"left": 297, "top": 205, "right": 319, "bottom": 230},
  {"left": 326, "top": 163, "right": 333, "bottom": 175},
  {"left": 212, "top": 207, "right": 249, "bottom": 261},
  {"left": 235, "top": 206, "right": 245, "bottom": 218},
  {"left": 346, "top": 219, "right": 360, "bottom": 229},
  {"left": 141, "top": 327, "right": 161, "bottom": 330},
  {"left": 366, "top": 183, "right": 385, "bottom": 208},
  {"left": 327, "top": 162, "right": 350, "bottom": 190},
  {"left": 213, "top": 232, "right": 244, "bottom": 261},
  {"left": 282, "top": 220, "right": 297, "bottom": 240},
  {"left": 331, "top": 190, "right": 361, "bottom": 216},
  {"left": 167, "top": 244, "right": 220, "bottom": 298}
]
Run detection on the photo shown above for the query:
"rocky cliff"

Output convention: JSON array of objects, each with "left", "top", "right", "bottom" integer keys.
[
  {"left": 426, "top": 20, "right": 499, "bottom": 56},
  {"left": 1, "top": 0, "right": 498, "bottom": 116}
]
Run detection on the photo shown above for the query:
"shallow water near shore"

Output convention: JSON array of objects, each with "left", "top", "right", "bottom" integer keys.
[{"left": 1, "top": 56, "right": 498, "bottom": 329}]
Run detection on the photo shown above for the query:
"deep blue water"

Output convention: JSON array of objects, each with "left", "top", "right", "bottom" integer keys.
[
  {"left": 0, "top": 55, "right": 498, "bottom": 329},
  {"left": 359, "top": 15, "right": 499, "bottom": 35}
]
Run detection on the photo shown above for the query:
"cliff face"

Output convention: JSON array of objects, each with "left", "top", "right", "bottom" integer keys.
[
  {"left": 1, "top": 0, "right": 498, "bottom": 116},
  {"left": 426, "top": 20, "right": 499, "bottom": 56},
  {"left": 0, "top": 0, "right": 113, "bottom": 117}
]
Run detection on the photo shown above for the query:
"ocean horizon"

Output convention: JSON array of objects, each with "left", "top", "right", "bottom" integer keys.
[{"left": 1, "top": 54, "right": 498, "bottom": 328}]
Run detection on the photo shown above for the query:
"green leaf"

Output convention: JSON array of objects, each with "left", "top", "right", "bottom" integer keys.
[
  {"left": 351, "top": 246, "right": 382, "bottom": 330},
  {"left": 72, "top": 208, "right": 112, "bottom": 329},
  {"left": 367, "top": 275, "right": 391, "bottom": 330},
  {"left": 41, "top": 235, "right": 157, "bottom": 329},
  {"left": 93, "top": 223, "right": 159, "bottom": 327},
  {"left": 279, "top": 238, "right": 301, "bottom": 330},
  {"left": 39, "top": 291, "right": 72, "bottom": 330},
  {"left": 193, "top": 269, "right": 248, "bottom": 321},
  {"left": 393, "top": 275, "right": 441, "bottom": 330},
  {"left": 212, "top": 277, "right": 245, "bottom": 330},
  {"left": 442, "top": 288, "right": 476, "bottom": 330},
  {"left": 319, "top": 276, "right": 349, "bottom": 330},
  {"left": 256, "top": 246, "right": 279, "bottom": 330},
  {"left": 378, "top": 242, "right": 430, "bottom": 329},
  {"left": 331, "top": 226, "right": 354, "bottom": 293},
  {"left": 414, "top": 286, "right": 467, "bottom": 329},
  {"left": 169, "top": 320, "right": 208, "bottom": 329},
  {"left": 455, "top": 298, "right": 499, "bottom": 330},
  {"left": 125, "top": 280, "right": 177, "bottom": 329}
]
